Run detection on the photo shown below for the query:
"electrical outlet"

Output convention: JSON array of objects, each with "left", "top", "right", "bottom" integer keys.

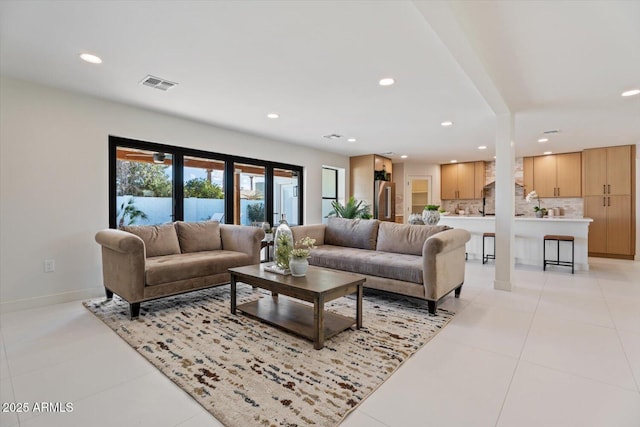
[{"left": 44, "top": 259, "right": 55, "bottom": 273}]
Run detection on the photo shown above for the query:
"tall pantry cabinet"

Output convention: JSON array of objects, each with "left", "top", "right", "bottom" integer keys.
[{"left": 583, "top": 145, "right": 636, "bottom": 259}]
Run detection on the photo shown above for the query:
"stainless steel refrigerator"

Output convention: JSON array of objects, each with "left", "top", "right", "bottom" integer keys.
[{"left": 374, "top": 180, "right": 396, "bottom": 221}]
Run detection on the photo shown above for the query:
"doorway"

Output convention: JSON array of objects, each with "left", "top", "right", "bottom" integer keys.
[{"left": 407, "top": 175, "right": 432, "bottom": 216}]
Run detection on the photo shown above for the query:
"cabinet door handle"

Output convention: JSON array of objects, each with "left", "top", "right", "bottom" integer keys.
[
  {"left": 607, "top": 184, "right": 610, "bottom": 194},
  {"left": 603, "top": 197, "right": 606, "bottom": 207},
  {"left": 603, "top": 184, "right": 606, "bottom": 194},
  {"left": 557, "top": 188, "right": 560, "bottom": 197},
  {"left": 608, "top": 197, "right": 610, "bottom": 207}
]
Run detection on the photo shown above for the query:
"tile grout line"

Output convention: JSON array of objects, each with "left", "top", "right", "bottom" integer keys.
[
  {"left": 493, "top": 270, "right": 547, "bottom": 427},
  {"left": 597, "top": 274, "right": 640, "bottom": 393}
]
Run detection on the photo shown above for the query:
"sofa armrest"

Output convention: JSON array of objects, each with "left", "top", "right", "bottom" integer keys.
[
  {"left": 422, "top": 228, "right": 471, "bottom": 300},
  {"left": 291, "top": 224, "right": 327, "bottom": 245},
  {"left": 95, "top": 229, "right": 146, "bottom": 302},
  {"left": 220, "top": 225, "right": 265, "bottom": 264}
]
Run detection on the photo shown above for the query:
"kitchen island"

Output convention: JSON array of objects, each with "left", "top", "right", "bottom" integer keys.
[{"left": 439, "top": 216, "right": 593, "bottom": 271}]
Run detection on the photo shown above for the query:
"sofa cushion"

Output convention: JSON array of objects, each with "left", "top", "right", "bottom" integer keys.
[
  {"left": 324, "top": 217, "right": 380, "bottom": 250},
  {"left": 145, "top": 250, "right": 252, "bottom": 286},
  {"left": 376, "top": 222, "right": 451, "bottom": 256},
  {"left": 175, "top": 221, "right": 222, "bottom": 253},
  {"left": 309, "top": 245, "right": 423, "bottom": 284},
  {"left": 120, "top": 223, "right": 181, "bottom": 258}
]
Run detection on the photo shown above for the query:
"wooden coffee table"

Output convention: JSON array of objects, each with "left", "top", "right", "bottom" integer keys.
[{"left": 229, "top": 264, "right": 365, "bottom": 350}]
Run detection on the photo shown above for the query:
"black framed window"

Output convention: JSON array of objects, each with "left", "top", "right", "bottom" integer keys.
[
  {"left": 321, "top": 167, "right": 338, "bottom": 222},
  {"left": 109, "top": 136, "right": 303, "bottom": 229}
]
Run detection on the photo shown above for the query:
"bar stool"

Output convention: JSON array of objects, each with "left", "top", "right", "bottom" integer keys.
[
  {"left": 543, "top": 235, "right": 574, "bottom": 274},
  {"left": 482, "top": 232, "right": 495, "bottom": 264}
]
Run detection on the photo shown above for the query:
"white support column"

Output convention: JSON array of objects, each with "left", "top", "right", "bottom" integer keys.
[{"left": 494, "top": 113, "right": 514, "bottom": 291}]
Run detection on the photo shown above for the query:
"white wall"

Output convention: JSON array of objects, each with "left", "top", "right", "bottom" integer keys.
[{"left": 0, "top": 77, "right": 349, "bottom": 311}]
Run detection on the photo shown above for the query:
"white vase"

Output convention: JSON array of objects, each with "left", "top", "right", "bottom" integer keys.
[
  {"left": 422, "top": 209, "right": 441, "bottom": 225},
  {"left": 289, "top": 257, "right": 309, "bottom": 277}
]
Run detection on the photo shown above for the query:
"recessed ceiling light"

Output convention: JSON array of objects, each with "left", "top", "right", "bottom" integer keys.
[
  {"left": 478, "top": 146, "right": 487, "bottom": 150},
  {"left": 267, "top": 113, "right": 279, "bottom": 119},
  {"left": 401, "top": 155, "right": 408, "bottom": 159},
  {"left": 544, "top": 151, "right": 553, "bottom": 155},
  {"left": 621, "top": 89, "right": 640, "bottom": 97},
  {"left": 450, "top": 160, "right": 457, "bottom": 163},
  {"left": 79, "top": 53, "right": 102, "bottom": 64},
  {"left": 538, "top": 138, "right": 549, "bottom": 143},
  {"left": 379, "top": 78, "right": 395, "bottom": 86},
  {"left": 493, "top": 156, "right": 496, "bottom": 159},
  {"left": 441, "top": 121, "right": 454, "bottom": 127},
  {"left": 347, "top": 138, "right": 356, "bottom": 142}
]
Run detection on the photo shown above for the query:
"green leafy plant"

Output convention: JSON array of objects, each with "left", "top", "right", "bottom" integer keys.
[
  {"left": 247, "top": 203, "right": 265, "bottom": 223},
  {"left": 425, "top": 204, "right": 440, "bottom": 211},
  {"left": 117, "top": 198, "right": 148, "bottom": 228},
  {"left": 184, "top": 178, "right": 224, "bottom": 199},
  {"left": 327, "top": 196, "right": 371, "bottom": 219},
  {"left": 275, "top": 231, "right": 293, "bottom": 269}
]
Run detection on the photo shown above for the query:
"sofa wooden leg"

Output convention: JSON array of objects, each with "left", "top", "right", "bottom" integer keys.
[
  {"left": 129, "top": 303, "right": 141, "bottom": 320},
  {"left": 427, "top": 300, "right": 437, "bottom": 315},
  {"left": 105, "top": 288, "right": 113, "bottom": 300},
  {"left": 454, "top": 284, "right": 463, "bottom": 298}
]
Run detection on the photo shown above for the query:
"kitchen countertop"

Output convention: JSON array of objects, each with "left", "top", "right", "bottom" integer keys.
[{"left": 440, "top": 215, "right": 593, "bottom": 222}]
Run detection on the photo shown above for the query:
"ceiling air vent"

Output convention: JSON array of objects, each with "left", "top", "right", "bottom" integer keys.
[
  {"left": 140, "top": 75, "right": 178, "bottom": 91},
  {"left": 323, "top": 134, "right": 342, "bottom": 140},
  {"left": 543, "top": 129, "right": 561, "bottom": 135}
]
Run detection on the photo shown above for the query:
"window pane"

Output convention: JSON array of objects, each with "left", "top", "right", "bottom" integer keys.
[
  {"left": 115, "top": 147, "right": 173, "bottom": 226},
  {"left": 321, "top": 199, "right": 335, "bottom": 224},
  {"left": 235, "top": 163, "right": 265, "bottom": 226},
  {"left": 183, "top": 156, "right": 225, "bottom": 222},
  {"left": 274, "top": 168, "right": 300, "bottom": 226},
  {"left": 322, "top": 168, "right": 337, "bottom": 198}
]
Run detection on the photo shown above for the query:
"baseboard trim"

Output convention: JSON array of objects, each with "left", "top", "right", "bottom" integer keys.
[{"left": 0, "top": 288, "right": 104, "bottom": 314}]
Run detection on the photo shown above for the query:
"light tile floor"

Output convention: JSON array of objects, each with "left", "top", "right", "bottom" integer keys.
[{"left": 1, "top": 258, "right": 638, "bottom": 427}]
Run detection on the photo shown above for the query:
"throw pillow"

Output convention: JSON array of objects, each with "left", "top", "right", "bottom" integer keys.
[
  {"left": 324, "top": 217, "right": 380, "bottom": 250},
  {"left": 175, "top": 221, "right": 222, "bottom": 253},
  {"left": 120, "top": 223, "right": 181, "bottom": 257},
  {"left": 376, "top": 222, "right": 451, "bottom": 255}
]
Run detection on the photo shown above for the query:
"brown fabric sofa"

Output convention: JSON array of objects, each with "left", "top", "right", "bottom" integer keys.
[
  {"left": 292, "top": 218, "right": 470, "bottom": 315},
  {"left": 95, "top": 221, "right": 264, "bottom": 318}
]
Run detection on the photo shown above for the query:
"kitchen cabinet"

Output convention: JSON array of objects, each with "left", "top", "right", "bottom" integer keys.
[
  {"left": 531, "top": 152, "right": 582, "bottom": 198},
  {"left": 584, "top": 145, "right": 631, "bottom": 196},
  {"left": 583, "top": 145, "right": 635, "bottom": 258},
  {"left": 474, "top": 161, "right": 485, "bottom": 199},
  {"left": 441, "top": 161, "right": 481, "bottom": 200}
]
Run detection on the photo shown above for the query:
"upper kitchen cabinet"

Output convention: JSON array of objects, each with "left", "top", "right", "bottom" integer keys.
[
  {"left": 583, "top": 145, "right": 631, "bottom": 196},
  {"left": 529, "top": 152, "right": 582, "bottom": 198},
  {"left": 441, "top": 161, "right": 483, "bottom": 200}
]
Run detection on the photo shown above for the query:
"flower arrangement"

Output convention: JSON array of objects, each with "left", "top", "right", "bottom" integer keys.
[
  {"left": 526, "top": 190, "right": 546, "bottom": 215},
  {"left": 290, "top": 236, "right": 316, "bottom": 259},
  {"left": 424, "top": 204, "right": 440, "bottom": 211}
]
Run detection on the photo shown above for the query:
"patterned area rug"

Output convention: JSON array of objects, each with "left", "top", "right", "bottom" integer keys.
[{"left": 84, "top": 284, "right": 454, "bottom": 426}]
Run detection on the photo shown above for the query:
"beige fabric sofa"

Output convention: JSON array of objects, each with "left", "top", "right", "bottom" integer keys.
[
  {"left": 292, "top": 218, "right": 470, "bottom": 315},
  {"left": 95, "top": 221, "right": 264, "bottom": 318}
]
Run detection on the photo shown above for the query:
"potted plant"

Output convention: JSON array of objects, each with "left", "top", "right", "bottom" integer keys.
[
  {"left": 422, "top": 204, "right": 441, "bottom": 225},
  {"left": 526, "top": 190, "right": 547, "bottom": 218},
  {"left": 327, "top": 196, "right": 372, "bottom": 219},
  {"left": 289, "top": 237, "right": 316, "bottom": 277}
]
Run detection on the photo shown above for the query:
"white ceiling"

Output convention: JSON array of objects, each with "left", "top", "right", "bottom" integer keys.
[{"left": 1, "top": 0, "right": 638, "bottom": 164}]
